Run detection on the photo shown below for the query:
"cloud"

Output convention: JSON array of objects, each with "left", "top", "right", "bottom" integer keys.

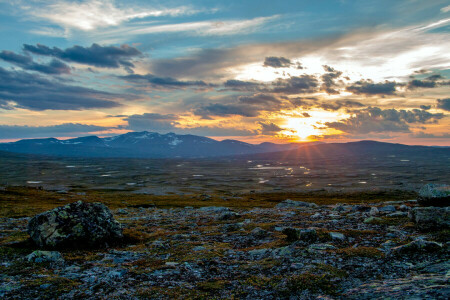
[
  {"left": 123, "top": 113, "right": 254, "bottom": 136},
  {"left": 194, "top": 93, "right": 285, "bottom": 118},
  {"left": 223, "top": 79, "right": 261, "bottom": 91},
  {"left": 326, "top": 107, "right": 444, "bottom": 134},
  {"left": 28, "top": 0, "right": 196, "bottom": 31},
  {"left": 119, "top": 73, "right": 211, "bottom": 89},
  {"left": 263, "top": 56, "right": 292, "bottom": 68},
  {"left": 346, "top": 80, "right": 398, "bottom": 95},
  {"left": 320, "top": 100, "right": 365, "bottom": 111},
  {"left": 259, "top": 122, "right": 283, "bottom": 135},
  {"left": 124, "top": 113, "right": 179, "bottom": 131},
  {"left": 23, "top": 43, "right": 141, "bottom": 70},
  {"left": 271, "top": 75, "right": 319, "bottom": 94},
  {"left": 0, "top": 123, "right": 110, "bottom": 139},
  {"left": 407, "top": 74, "right": 447, "bottom": 89},
  {"left": 411, "top": 131, "right": 450, "bottom": 139},
  {"left": 320, "top": 65, "right": 343, "bottom": 94},
  {"left": 0, "top": 67, "right": 122, "bottom": 110},
  {"left": 436, "top": 98, "right": 450, "bottom": 111},
  {"left": 0, "top": 50, "right": 70, "bottom": 74}
]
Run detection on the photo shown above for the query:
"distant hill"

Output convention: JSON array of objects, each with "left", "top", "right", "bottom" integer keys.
[
  {"left": 234, "top": 140, "right": 450, "bottom": 161},
  {"left": 0, "top": 131, "right": 311, "bottom": 158}
]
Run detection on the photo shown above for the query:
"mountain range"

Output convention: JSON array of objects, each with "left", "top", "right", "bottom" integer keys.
[
  {"left": 0, "top": 131, "right": 448, "bottom": 159},
  {"left": 0, "top": 131, "right": 306, "bottom": 158}
]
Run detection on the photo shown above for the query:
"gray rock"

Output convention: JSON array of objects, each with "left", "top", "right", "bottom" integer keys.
[
  {"left": 251, "top": 227, "right": 269, "bottom": 239},
  {"left": 299, "top": 228, "right": 318, "bottom": 243},
  {"left": 417, "top": 183, "right": 450, "bottom": 206},
  {"left": 369, "top": 207, "right": 379, "bottom": 216},
  {"left": 28, "top": 201, "right": 123, "bottom": 248},
  {"left": 379, "top": 205, "right": 396, "bottom": 213},
  {"left": 363, "top": 217, "right": 383, "bottom": 224},
  {"left": 386, "top": 212, "right": 408, "bottom": 218},
  {"left": 275, "top": 199, "right": 318, "bottom": 209},
  {"left": 329, "top": 232, "right": 345, "bottom": 241},
  {"left": 217, "top": 211, "right": 240, "bottom": 220},
  {"left": 392, "top": 239, "right": 443, "bottom": 255},
  {"left": 308, "top": 243, "right": 336, "bottom": 251},
  {"left": 408, "top": 206, "right": 450, "bottom": 230},
  {"left": 199, "top": 206, "right": 230, "bottom": 213},
  {"left": 26, "top": 250, "right": 64, "bottom": 263}
]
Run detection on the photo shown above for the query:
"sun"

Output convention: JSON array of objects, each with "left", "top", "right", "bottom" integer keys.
[{"left": 285, "top": 118, "right": 321, "bottom": 140}]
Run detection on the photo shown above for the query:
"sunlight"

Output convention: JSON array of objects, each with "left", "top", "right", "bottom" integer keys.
[{"left": 285, "top": 118, "right": 320, "bottom": 139}]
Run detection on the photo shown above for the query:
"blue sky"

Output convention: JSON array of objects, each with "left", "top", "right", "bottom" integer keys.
[{"left": 0, "top": 0, "right": 449, "bottom": 144}]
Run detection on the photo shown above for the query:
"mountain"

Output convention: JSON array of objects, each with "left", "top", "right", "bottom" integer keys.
[
  {"left": 0, "top": 131, "right": 308, "bottom": 158},
  {"left": 234, "top": 140, "right": 450, "bottom": 161}
]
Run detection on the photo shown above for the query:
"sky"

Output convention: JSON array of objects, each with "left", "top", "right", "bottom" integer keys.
[{"left": 0, "top": 0, "right": 449, "bottom": 145}]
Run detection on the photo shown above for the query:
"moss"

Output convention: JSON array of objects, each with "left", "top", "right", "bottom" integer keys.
[
  {"left": 283, "top": 273, "right": 338, "bottom": 295},
  {"left": 197, "top": 279, "right": 229, "bottom": 291},
  {"left": 337, "top": 246, "right": 385, "bottom": 258}
]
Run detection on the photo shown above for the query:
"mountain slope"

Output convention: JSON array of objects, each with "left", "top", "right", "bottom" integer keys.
[{"left": 0, "top": 131, "right": 304, "bottom": 158}]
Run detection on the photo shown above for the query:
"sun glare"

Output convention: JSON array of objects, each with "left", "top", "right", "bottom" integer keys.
[{"left": 285, "top": 118, "right": 320, "bottom": 139}]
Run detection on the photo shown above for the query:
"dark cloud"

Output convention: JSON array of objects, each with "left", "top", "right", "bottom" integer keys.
[
  {"left": 325, "top": 107, "right": 444, "bottom": 134},
  {"left": 124, "top": 113, "right": 254, "bottom": 136},
  {"left": 289, "top": 97, "right": 317, "bottom": 108},
  {"left": 119, "top": 73, "right": 211, "bottom": 89},
  {"left": 302, "top": 112, "right": 311, "bottom": 118},
  {"left": 195, "top": 103, "right": 259, "bottom": 118},
  {"left": 320, "top": 65, "right": 342, "bottom": 94},
  {"left": 271, "top": 75, "right": 318, "bottom": 94},
  {"left": 194, "top": 93, "right": 285, "bottom": 118},
  {"left": 238, "top": 94, "right": 281, "bottom": 105},
  {"left": 436, "top": 98, "right": 450, "bottom": 111},
  {"left": 0, "top": 50, "right": 70, "bottom": 74},
  {"left": 407, "top": 74, "right": 447, "bottom": 89},
  {"left": 0, "top": 67, "right": 121, "bottom": 110},
  {"left": 346, "top": 80, "right": 398, "bottom": 95},
  {"left": 124, "top": 113, "right": 179, "bottom": 131},
  {"left": 263, "top": 56, "right": 292, "bottom": 68},
  {"left": 0, "top": 123, "right": 109, "bottom": 139},
  {"left": 420, "top": 105, "right": 431, "bottom": 110},
  {"left": 320, "top": 100, "right": 365, "bottom": 111},
  {"left": 23, "top": 43, "right": 141, "bottom": 71},
  {"left": 259, "top": 122, "right": 283, "bottom": 134},
  {"left": 223, "top": 79, "right": 261, "bottom": 91},
  {"left": 410, "top": 131, "right": 450, "bottom": 139}
]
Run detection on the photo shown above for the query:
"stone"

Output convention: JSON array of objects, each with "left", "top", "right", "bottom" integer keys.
[
  {"left": 251, "top": 227, "right": 269, "bottom": 239},
  {"left": 299, "top": 228, "right": 318, "bottom": 243},
  {"left": 329, "top": 232, "right": 345, "bottom": 241},
  {"left": 26, "top": 250, "right": 64, "bottom": 263},
  {"left": 392, "top": 239, "right": 443, "bottom": 255},
  {"left": 408, "top": 206, "right": 450, "bottom": 230},
  {"left": 282, "top": 227, "right": 299, "bottom": 242},
  {"left": 363, "top": 217, "right": 383, "bottom": 224},
  {"left": 217, "top": 211, "right": 240, "bottom": 220},
  {"left": 369, "top": 207, "right": 379, "bottom": 216},
  {"left": 275, "top": 199, "right": 318, "bottom": 209},
  {"left": 378, "top": 205, "right": 396, "bottom": 213},
  {"left": 198, "top": 206, "right": 230, "bottom": 213},
  {"left": 28, "top": 201, "right": 123, "bottom": 249},
  {"left": 417, "top": 184, "right": 450, "bottom": 207}
]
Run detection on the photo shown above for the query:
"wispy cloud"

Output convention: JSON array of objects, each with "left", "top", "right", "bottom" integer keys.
[{"left": 27, "top": 0, "right": 199, "bottom": 31}]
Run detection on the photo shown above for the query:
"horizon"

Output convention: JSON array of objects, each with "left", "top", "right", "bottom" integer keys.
[
  {"left": 0, "top": 130, "right": 448, "bottom": 147},
  {"left": 0, "top": 1, "right": 449, "bottom": 146}
]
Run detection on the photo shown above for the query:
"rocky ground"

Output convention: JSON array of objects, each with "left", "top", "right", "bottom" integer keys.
[{"left": 0, "top": 192, "right": 449, "bottom": 299}]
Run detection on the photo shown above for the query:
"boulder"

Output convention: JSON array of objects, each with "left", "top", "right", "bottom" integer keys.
[
  {"left": 251, "top": 227, "right": 269, "bottom": 239},
  {"left": 417, "top": 184, "right": 450, "bottom": 207},
  {"left": 28, "top": 201, "right": 123, "bottom": 249},
  {"left": 26, "top": 250, "right": 64, "bottom": 263},
  {"left": 408, "top": 206, "right": 450, "bottom": 230},
  {"left": 275, "top": 199, "right": 318, "bottom": 209},
  {"left": 392, "top": 240, "right": 442, "bottom": 255}
]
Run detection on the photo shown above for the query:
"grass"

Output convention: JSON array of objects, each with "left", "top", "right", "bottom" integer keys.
[
  {"left": 0, "top": 186, "right": 417, "bottom": 218},
  {"left": 336, "top": 246, "right": 385, "bottom": 258}
]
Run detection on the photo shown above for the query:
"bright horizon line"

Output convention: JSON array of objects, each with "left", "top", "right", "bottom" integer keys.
[{"left": 0, "top": 131, "right": 448, "bottom": 147}]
